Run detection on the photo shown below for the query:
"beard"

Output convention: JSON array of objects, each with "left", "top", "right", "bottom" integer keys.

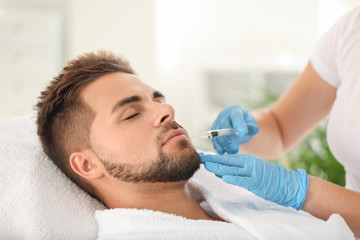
[{"left": 99, "top": 121, "right": 201, "bottom": 183}]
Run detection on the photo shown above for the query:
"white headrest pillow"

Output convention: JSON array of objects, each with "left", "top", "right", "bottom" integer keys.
[{"left": 0, "top": 116, "right": 105, "bottom": 239}]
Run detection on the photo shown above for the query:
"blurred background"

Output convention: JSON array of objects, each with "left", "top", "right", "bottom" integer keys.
[{"left": 1, "top": 0, "right": 359, "bottom": 185}]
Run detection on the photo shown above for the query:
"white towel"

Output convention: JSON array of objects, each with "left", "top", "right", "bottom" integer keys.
[
  {"left": 96, "top": 209, "right": 254, "bottom": 240},
  {"left": 96, "top": 165, "right": 355, "bottom": 240},
  {"left": 0, "top": 116, "right": 105, "bottom": 240}
]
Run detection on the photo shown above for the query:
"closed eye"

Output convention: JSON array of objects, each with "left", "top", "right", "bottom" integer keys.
[{"left": 124, "top": 113, "right": 139, "bottom": 120}]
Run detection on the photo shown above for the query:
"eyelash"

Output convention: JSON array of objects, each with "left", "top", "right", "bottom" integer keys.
[
  {"left": 122, "top": 98, "right": 164, "bottom": 121},
  {"left": 124, "top": 113, "right": 139, "bottom": 120}
]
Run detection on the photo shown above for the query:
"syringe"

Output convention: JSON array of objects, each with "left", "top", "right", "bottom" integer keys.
[{"left": 190, "top": 128, "right": 238, "bottom": 139}]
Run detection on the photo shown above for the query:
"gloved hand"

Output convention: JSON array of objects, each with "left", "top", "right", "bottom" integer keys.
[
  {"left": 199, "top": 153, "right": 309, "bottom": 210},
  {"left": 211, "top": 105, "right": 259, "bottom": 154}
]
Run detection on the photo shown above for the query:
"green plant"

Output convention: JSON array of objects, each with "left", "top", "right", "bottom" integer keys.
[{"left": 284, "top": 122, "right": 345, "bottom": 186}]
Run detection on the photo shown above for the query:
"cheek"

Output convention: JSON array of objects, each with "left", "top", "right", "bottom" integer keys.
[
  {"left": 99, "top": 126, "right": 158, "bottom": 164},
  {"left": 124, "top": 127, "right": 158, "bottom": 157}
]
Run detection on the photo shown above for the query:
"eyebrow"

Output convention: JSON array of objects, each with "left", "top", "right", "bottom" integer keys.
[
  {"left": 111, "top": 91, "right": 165, "bottom": 114},
  {"left": 153, "top": 91, "right": 165, "bottom": 99}
]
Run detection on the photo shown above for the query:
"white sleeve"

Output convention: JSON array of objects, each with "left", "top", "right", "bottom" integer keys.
[{"left": 310, "top": 7, "right": 359, "bottom": 88}]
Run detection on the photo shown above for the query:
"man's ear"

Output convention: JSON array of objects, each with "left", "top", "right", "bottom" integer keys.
[{"left": 69, "top": 150, "right": 104, "bottom": 180}]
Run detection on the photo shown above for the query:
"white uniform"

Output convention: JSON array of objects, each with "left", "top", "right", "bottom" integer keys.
[{"left": 310, "top": 6, "right": 360, "bottom": 192}]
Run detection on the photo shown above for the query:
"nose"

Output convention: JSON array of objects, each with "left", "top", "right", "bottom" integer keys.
[{"left": 152, "top": 103, "right": 175, "bottom": 128}]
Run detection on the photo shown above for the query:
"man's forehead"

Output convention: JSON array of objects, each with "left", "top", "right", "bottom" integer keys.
[{"left": 81, "top": 72, "right": 155, "bottom": 105}]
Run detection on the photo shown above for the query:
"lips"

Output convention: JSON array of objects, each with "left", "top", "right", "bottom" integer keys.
[{"left": 162, "top": 129, "right": 187, "bottom": 146}]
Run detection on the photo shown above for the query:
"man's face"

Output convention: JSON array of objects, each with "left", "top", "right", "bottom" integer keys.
[{"left": 81, "top": 72, "right": 200, "bottom": 183}]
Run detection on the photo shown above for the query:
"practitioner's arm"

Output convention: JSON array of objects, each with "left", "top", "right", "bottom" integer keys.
[
  {"left": 199, "top": 153, "right": 360, "bottom": 237},
  {"left": 303, "top": 176, "right": 360, "bottom": 237},
  {"left": 212, "top": 62, "right": 337, "bottom": 160}
]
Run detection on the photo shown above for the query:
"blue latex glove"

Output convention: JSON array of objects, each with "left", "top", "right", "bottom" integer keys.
[
  {"left": 199, "top": 153, "right": 309, "bottom": 210},
  {"left": 212, "top": 105, "right": 259, "bottom": 154}
]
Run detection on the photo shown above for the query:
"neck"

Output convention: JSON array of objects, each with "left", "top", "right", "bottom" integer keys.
[{"left": 101, "top": 180, "right": 214, "bottom": 221}]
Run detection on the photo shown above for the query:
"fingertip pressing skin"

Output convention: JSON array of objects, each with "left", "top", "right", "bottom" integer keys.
[{"left": 198, "top": 152, "right": 206, "bottom": 164}]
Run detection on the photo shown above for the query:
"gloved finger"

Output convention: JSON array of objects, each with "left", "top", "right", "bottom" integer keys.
[
  {"left": 200, "top": 153, "right": 248, "bottom": 167},
  {"left": 212, "top": 138, "right": 225, "bottom": 155},
  {"left": 204, "top": 162, "right": 251, "bottom": 177},
  {"left": 222, "top": 175, "right": 253, "bottom": 189},
  {"left": 218, "top": 113, "right": 233, "bottom": 130},
  {"left": 247, "top": 123, "right": 259, "bottom": 136},
  {"left": 244, "top": 111, "right": 259, "bottom": 134},
  {"left": 244, "top": 110, "right": 256, "bottom": 123},
  {"left": 234, "top": 134, "right": 251, "bottom": 145},
  {"left": 225, "top": 135, "right": 240, "bottom": 154},
  {"left": 212, "top": 111, "right": 231, "bottom": 130},
  {"left": 213, "top": 135, "right": 229, "bottom": 154},
  {"left": 230, "top": 109, "right": 248, "bottom": 137},
  {"left": 198, "top": 152, "right": 207, "bottom": 164},
  {"left": 211, "top": 118, "right": 221, "bottom": 130},
  {"left": 211, "top": 117, "right": 233, "bottom": 153},
  {"left": 217, "top": 135, "right": 239, "bottom": 154}
]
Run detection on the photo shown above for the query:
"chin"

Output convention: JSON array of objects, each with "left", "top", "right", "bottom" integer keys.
[
  {"left": 163, "top": 138, "right": 194, "bottom": 154},
  {"left": 177, "top": 138, "right": 195, "bottom": 150}
]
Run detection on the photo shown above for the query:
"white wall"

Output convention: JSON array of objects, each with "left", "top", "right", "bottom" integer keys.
[
  {"left": 0, "top": 9, "right": 63, "bottom": 117},
  {"left": 66, "top": 0, "right": 155, "bottom": 84},
  {"left": 154, "top": 0, "right": 319, "bottom": 133},
  {"left": 1, "top": 0, "right": 357, "bottom": 135}
]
